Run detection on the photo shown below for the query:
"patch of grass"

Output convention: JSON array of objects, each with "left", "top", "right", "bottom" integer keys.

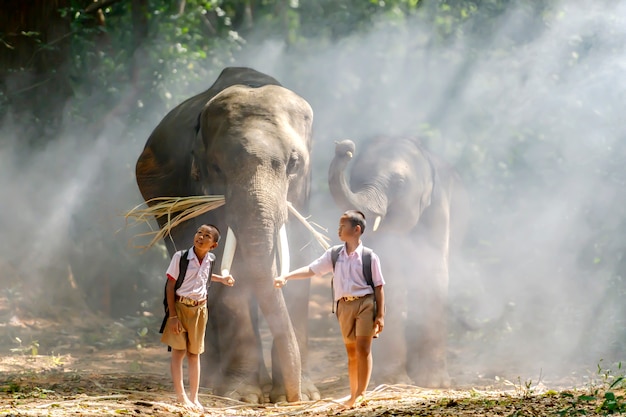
[
  {"left": 554, "top": 361, "right": 626, "bottom": 416},
  {"left": 1, "top": 381, "right": 21, "bottom": 393},
  {"left": 10, "top": 337, "right": 39, "bottom": 355}
]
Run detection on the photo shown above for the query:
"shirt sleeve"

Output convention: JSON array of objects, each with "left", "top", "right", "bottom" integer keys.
[
  {"left": 371, "top": 252, "right": 385, "bottom": 287},
  {"left": 308, "top": 248, "right": 333, "bottom": 276},
  {"left": 165, "top": 251, "right": 182, "bottom": 282}
]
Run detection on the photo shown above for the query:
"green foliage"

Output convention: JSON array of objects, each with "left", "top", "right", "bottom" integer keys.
[
  {"left": 10, "top": 337, "right": 39, "bottom": 356},
  {"left": 59, "top": 0, "right": 245, "bottom": 127},
  {"left": 556, "top": 362, "right": 626, "bottom": 415}
]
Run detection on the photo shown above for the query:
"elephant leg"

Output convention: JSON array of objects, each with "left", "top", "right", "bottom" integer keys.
[
  {"left": 257, "top": 285, "right": 302, "bottom": 403},
  {"left": 406, "top": 232, "right": 451, "bottom": 388},
  {"left": 201, "top": 308, "right": 221, "bottom": 388},
  {"left": 370, "top": 235, "right": 412, "bottom": 385},
  {"left": 371, "top": 279, "right": 411, "bottom": 385},
  {"left": 206, "top": 284, "right": 265, "bottom": 403},
  {"left": 406, "top": 276, "right": 450, "bottom": 388},
  {"left": 270, "top": 279, "right": 320, "bottom": 402},
  {"left": 257, "top": 320, "right": 273, "bottom": 396}
]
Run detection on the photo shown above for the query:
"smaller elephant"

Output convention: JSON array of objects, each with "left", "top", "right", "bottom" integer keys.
[{"left": 328, "top": 136, "right": 468, "bottom": 388}]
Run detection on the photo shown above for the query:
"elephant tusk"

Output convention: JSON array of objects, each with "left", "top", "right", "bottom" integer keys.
[
  {"left": 346, "top": 151, "right": 353, "bottom": 158},
  {"left": 373, "top": 215, "right": 382, "bottom": 232},
  {"left": 277, "top": 224, "right": 290, "bottom": 276},
  {"left": 221, "top": 226, "right": 237, "bottom": 276}
]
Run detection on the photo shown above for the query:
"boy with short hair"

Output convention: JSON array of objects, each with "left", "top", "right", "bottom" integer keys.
[
  {"left": 274, "top": 210, "right": 385, "bottom": 408},
  {"left": 161, "top": 224, "right": 235, "bottom": 412}
]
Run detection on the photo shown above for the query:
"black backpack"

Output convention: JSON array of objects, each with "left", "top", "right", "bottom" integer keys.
[
  {"left": 159, "top": 249, "right": 215, "bottom": 334},
  {"left": 330, "top": 244, "right": 375, "bottom": 314}
]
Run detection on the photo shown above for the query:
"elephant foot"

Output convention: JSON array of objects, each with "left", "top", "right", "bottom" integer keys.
[
  {"left": 412, "top": 369, "right": 451, "bottom": 389},
  {"left": 373, "top": 370, "right": 413, "bottom": 387},
  {"left": 216, "top": 381, "right": 265, "bottom": 404},
  {"left": 269, "top": 376, "right": 320, "bottom": 403}
]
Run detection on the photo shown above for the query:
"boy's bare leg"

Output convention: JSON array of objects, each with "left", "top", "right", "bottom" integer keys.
[
  {"left": 355, "top": 335, "right": 373, "bottom": 396},
  {"left": 342, "top": 342, "right": 359, "bottom": 408},
  {"left": 171, "top": 349, "right": 194, "bottom": 408},
  {"left": 346, "top": 343, "right": 359, "bottom": 399},
  {"left": 342, "top": 336, "right": 373, "bottom": 408},
  {"left": 187, "top": 353, "right": 203, "bottom": 411}
]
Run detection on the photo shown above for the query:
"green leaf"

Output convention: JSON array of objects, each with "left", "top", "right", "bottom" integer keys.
[{"left": 578, "top": 395, "right": 596, "bottom": 401}]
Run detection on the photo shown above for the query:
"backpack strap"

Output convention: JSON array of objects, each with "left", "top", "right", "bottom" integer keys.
[
  {"left": 330, "top": 245, "right": 342, "bottom": 313},
  {"left": 361, "top": 246, "right": 383, "bottom": 320},
  {"left": 361, "top": 247, "right": 374, "bottom": 290},
  {"left": 206, "top": 252, "right": 216, "bottom": 290},
  {"left": 175, "top": 249, "right": 191, "bottom": 292},
  {"left": 160, "top": 249, "right": 190, "bottom": 334}
]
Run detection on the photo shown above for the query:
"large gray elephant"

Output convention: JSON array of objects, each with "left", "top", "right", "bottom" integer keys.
[
  {"left": 135, "top": 67, "right": 320, "bottom": 403},
  {"left": 328, "top": 136, "right": 468, "bottom": 388}
]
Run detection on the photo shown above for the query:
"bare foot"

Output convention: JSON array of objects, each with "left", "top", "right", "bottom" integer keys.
[
  {"left": 341, "top": 397, "right": 356, "bottom": 408},
  {"left": 176, "top": 396, "right": 197, "bottom": 411},
  {"left": 193, "top": 400, "right": 204, "bottom": 413},
  {"left": 341, "top": 394, "right": 364, "bottom": 408}
]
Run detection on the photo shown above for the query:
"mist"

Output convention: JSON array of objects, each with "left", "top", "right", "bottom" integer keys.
[
  {"left": 244, "top": 3, "right": 626, "bottom": 384},
  {"left": 2, "top": 1, "right": 625, "bottom": 387}
]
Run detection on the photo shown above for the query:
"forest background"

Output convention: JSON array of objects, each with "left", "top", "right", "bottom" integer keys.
[{"left": 1, "top": 0, "right": 625, "bottom": 393}]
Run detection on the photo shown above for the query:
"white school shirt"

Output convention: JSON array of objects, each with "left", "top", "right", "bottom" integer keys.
[
  {"left": 166, "top": 248, "right": 214, "bottom": 301},
  {"left": 308, "top": 243, "right": 385, "bottom": 301}
]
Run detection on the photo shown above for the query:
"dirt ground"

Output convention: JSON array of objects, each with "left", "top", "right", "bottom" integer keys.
[{"left": 0, "top": 279, "right": 621, "bottom": 417}]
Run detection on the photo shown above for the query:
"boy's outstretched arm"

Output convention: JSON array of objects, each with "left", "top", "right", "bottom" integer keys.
[
  {"left": 274, "top": 266, "right": 315, "bottom": 288},
  {"left": 211, "top": 273, "right": 235, "bottom": 286}
]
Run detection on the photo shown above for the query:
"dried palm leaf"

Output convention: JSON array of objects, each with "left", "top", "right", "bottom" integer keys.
[
  {"left": 124, "top": 195, "right": 225, "bottom": 249},
  {"left": 287, "top": 202, "right": 331, "bottom": 250},
  {"left": 124, "top": 196, "right": 330, "bottom": 251}
]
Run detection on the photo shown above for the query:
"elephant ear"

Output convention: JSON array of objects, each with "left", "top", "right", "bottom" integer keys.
[
  {"left": 193, "top": 92, "right": 233, "bottom": 193},
  {"left": 190, "top": 111, "right": 207, "bottom": 183},
  {"left": 198, "top": 91, "right": 230, "bottom": 152},
  {"left": 407, "top": 135, "right": 426, "bottom": 148},
  {"left": 190, "top": 149, "right": 201, "bottom": 182}
]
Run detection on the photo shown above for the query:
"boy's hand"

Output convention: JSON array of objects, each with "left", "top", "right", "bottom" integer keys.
[
  {"left": 274, "top": 276, "right": 286, "bottom": 288},
  {"left": 374, "top": 316, "right": 384, "bottom": 337},
  {"left": 222, "top": 275, "right": 235, "bottom": 286},
  {"left": 169, "top": 317, "right": 181, "bottom": 335}
]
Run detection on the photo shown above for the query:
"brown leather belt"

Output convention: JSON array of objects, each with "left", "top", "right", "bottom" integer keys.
[
  {"left": 342, "top": 294, "right": 370, "bottom": 302},
  {"left": 176, "top": 296, "right": 206, "bottom": 306}
]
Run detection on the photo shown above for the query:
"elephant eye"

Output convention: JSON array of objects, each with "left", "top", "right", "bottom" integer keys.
[
  {"left": 286, "top": 154, "right": 300, "bottom": 176},
  {"left": 389, "top": 175, "right": 406, "bottom": 193}
]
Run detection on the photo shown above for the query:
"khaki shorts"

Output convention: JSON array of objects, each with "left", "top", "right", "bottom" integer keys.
[
  {"left": 160, "top": 302, "right": 208, "bottom": 354},
  {"left": 336, "top": 294, "right": 375, "bottom": 343}
]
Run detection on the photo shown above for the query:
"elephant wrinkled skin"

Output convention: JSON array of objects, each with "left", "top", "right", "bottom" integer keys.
[
  {"left": 135, "top": 67, "right": 319, "bottom": 403},
  {"left": 328, "top": 136, "right": 468, "bottom": 388}
]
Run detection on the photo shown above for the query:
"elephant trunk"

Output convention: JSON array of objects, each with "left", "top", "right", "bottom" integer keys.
[
  {"left": 225, "top": 169, "right": 288, "bottom": 260},
  {"left": 221, "top": 223, "right": 289, "bottom": 276},
  {"left": 329, "top": 140, "right": 388, "bottom": 227},
  {"left": 221, "top": 181, "right": 301, "bottom": 401}
]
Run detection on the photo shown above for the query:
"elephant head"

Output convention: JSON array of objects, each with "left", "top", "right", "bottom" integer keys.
[
  {"left": 135, "top": 67, "right": 315, "bottom": 403},
  {"left": 329, "top": 137, "right": 435, "bottom": 233},
  {"left": 195, "top": 83, "right": 312, "bottom": 253}
]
